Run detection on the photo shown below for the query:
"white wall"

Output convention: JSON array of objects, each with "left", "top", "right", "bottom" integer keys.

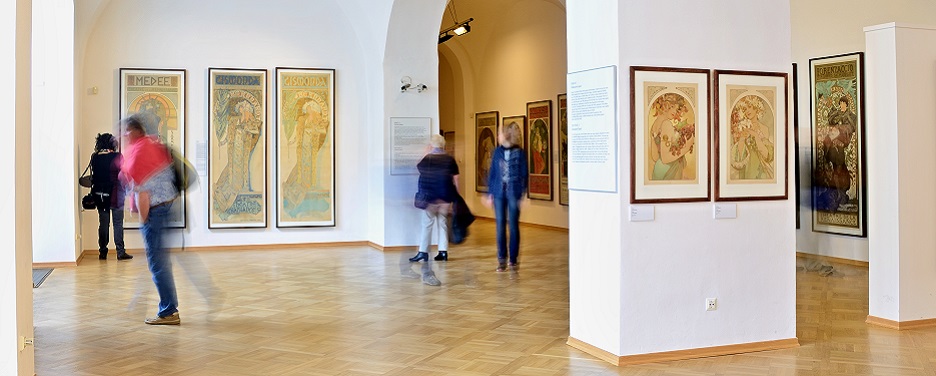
[
  {"left": 569, "top": 0, "right": 795, "bottom": 358},
  {"left": 791, "top": 0, "right": 936, "bottom": 262},
  {"left": 866, "top": 23, "right": 936, "bottom": 322},
  {"left": 440, "top": 0, "right": 570, "bottom": 229},
  {"left": 77, "top": 0, "right": 375, "bottom": 250},
  {"left": 32, "top": 0, "right": 77, "bottom": 263}
]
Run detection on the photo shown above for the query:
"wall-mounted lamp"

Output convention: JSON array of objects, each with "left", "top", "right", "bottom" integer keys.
[{"left": 401, "top": 76, "right": 428, "bottom": 93}]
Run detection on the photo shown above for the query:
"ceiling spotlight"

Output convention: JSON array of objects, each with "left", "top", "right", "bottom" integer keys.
[
  {"left": 438, "top": 17, "right": 473, "bottom": 44},
  {"left": 438, "top": 33, "right": 454, "bottom": 44},
  {"left": 453, "top": 23, "right": 470, "bottom": 36}
]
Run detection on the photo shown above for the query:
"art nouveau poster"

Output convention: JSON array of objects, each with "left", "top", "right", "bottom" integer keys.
[
  {"left": 275, "top": 68, "right": 335, "bottom": 227},
  {"left": 810, "top": 53, "right": 865, "bottom": 237},
  {"left": 714, "top": 70, "right": 788, "bottom": 201},
  {"left": 526, "top": 100, "right": 552, "bottom": 201},
  {"left": 208, "top": 68, "right": 267, "bottom": 228},
  {"left": 118, "top": 68, "right": 186, "bottom": 228},
  {"left": 630, "top": 67, "right": 710, "bottom": 203},
  {"left": 475, "top": 111, "right": 498, "bottom": 193},
  {"left": 557, "top": 94, "right": 569, "bottom": 206}
]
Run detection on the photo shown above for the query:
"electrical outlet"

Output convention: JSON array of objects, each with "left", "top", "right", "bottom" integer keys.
[{"left": 706, "top": 298, "right": 717, "bottom": 311}]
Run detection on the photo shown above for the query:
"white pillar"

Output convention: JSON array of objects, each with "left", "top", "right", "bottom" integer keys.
[
  {"left": 32, "top": 0, "right": 78, "bottom": 264},
  {"left": 0, "top": 0, "right": 33, "bottom": 374},
  {"left": 866, "top": 22, "right": 936, "bottom": 328},
  {"left": 567, "top": 0, "right": 797, "bottom": 365}
]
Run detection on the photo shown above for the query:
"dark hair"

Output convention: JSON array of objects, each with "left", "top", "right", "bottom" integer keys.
[
  {"left": 839, "top": 97, "right": 849, "bottom": 105},
  {"left": 122, "top": 115, "right": 146, "bottom": 134},
  {"left": 94, "top": 133, "right": 116, "bottom": 152}
]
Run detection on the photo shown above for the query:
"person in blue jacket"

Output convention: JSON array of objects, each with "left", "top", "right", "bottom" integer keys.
[{"left": 484, "top": 121, "right": 528, "bottom": 272}]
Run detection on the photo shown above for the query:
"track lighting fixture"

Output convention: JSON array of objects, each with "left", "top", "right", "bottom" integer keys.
[{"left": 438, "top": 1, "right": 473, "bottom": 44}]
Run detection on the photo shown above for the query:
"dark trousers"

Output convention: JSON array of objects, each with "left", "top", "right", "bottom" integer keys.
[
  {"left": 98, "top": 207, "right": 126, "bottom": 255},
  {"left": 493, "top": 195, "right": 520, "bottom": 264}
]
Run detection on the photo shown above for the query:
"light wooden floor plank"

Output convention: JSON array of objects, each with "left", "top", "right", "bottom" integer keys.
[{"left": 34, "top": 222, "right": 936, "bottom": 375}]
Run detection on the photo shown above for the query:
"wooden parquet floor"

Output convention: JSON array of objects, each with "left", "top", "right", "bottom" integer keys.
[{"left": 33, "top": 222, "right": 936, "bottom": 375}]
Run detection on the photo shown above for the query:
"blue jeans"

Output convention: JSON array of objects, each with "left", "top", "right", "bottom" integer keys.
[
  {"left": 493, "top": 195, "right": 520, "bottom": 264},
  {"left": 97, "top": 207, "right": 125, "bottom": 254},
  {"left": 142, "top": 203, "right": 178, "bottom": 317}
]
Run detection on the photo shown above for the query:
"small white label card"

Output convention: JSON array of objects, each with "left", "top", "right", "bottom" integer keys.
[
  {"left": 629, "top": 205, "right": 655, "bottom": 222},
  {"left": 713, "top": 203, "right": 737, "bottom": 219}
]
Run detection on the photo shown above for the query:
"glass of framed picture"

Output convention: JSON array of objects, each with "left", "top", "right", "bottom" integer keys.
[
  {"left": 118, "top": 68, "right": 187, "bottom": 229},
  {"left": 274, "top": 67, "right": 336, "bottom": 228},
  {"left": 713, "top": 69, "right": 788, "bottom": 201},
  {"left": 208, "top": 68, "right": 268, "bottom": 229},
  {"left": 630, "top": 66, "right": 711, "bottom": 203},
  {"left": 809, "top": 52, "right": 866, "bottom": 237}
]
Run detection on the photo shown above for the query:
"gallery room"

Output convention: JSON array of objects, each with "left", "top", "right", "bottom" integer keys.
[{"left": 4, "top": 0, "right": 936, "bottom": 374}]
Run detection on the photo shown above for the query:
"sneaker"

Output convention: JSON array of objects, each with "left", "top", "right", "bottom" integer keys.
[
  {"left": 145, "top": 312, "right": 180, "bottom": 325},
  {"left": 116, "top": 253, "right": 134, "bottom": 260},
  {"left": 509, "top": 263, "right": 519, "bottom": 272},
  {"left": 496, "top": 263, "right": 508, "bottom": 272},
  {"left": 422, "top": 274, "right": 442, "bottom": 286}
]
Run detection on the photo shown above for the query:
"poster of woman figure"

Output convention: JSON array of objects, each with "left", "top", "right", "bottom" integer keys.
[
  {"left": 557, "top": 94, "right": 569, "bottom": 206},
  {"left": 810, "top": 52, "right": 865, "bottom": 237},
  {"left": 630, "top": 66, "right": 710, "bottom": 203},
  {"left": 728, "top": 94, "right": 775, "bottom": 182},
  {"left": 475, "top": 111, "right": 498, "bottom": 193},
  {"left": 275, "top": 68, "right": 335, "bottom": 227},
  {"left": 208, "top": 68, "right": 267, "bottom": 228},
  {"left": 714, "top": 69, "right": 787, "bottom": 201},
  {"left": 119, "top": 68, "right": 187, "bottom": 228},
  {"left": 646, "top": 92, "right": 697, "bottom": 183},
  {"left": 526, "top": 100, "right": 552, "bottom": 201}
]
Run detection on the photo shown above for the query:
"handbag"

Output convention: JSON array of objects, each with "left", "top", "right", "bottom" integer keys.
[
  {"left": 81, "top": 193, "right": 97, "bottom": 210},
  {"left": 414, "top": 191, "right": 429, "bottom": 209},
  {"left": 78, "top": 157, "right": 92, "bottom": 188}
]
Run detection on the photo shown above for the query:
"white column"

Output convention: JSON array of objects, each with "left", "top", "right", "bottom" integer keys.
[
  {"left": 0, "top": 0, "right": 33, "bottom": 373},
  {"left": 866, "top": 23, "right": 936, "bottom": 327},
  {"left": 567, "top": 0, "right": 796, "bottom": 364},
  {"left": 32, "top": 0, "right": 77, "bottom": 264}
]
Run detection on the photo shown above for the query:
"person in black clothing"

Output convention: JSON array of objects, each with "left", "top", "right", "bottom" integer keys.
[
  {"left": 409, "top": 134, "right": 460, "bottom": 271},
  {"left": 90, "top": 133, "right": 132, "bottom": 261}
]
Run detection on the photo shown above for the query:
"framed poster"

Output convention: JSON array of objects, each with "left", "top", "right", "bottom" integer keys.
[
  {"left": 809, "top": 52, "right": 865, "bottom": 237},
  {"left": 526, "top": 100, "right": 553, "bottom": 201},
  {"left": 557, "top": 94, "right": 569, "bottom": 206},
  {"left": 118, "top": 68, "right": 186, "bottom": 229},
  {"left": 714, "top": 69, "right": 789, "bottom": 201},
  {"left": 208, "top": 68, "right": 267, "bottom": 228},
  {"left": 275, "top": 67, "right": 335, "bottom": 228},
  {"left": 793, "top": 63, "right": 801, "bottom": 229},
  {"left": 501, "top": 115, "right": 527, "bottom": 150},
  {"left": 475, "top": 111, "right": 499, "bottom": 193},
  {"left": 630, "top": 66, "right": 710, "bottom": 203}
]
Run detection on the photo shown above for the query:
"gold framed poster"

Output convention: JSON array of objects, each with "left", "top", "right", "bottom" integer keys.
[
  {"left": 810, "top": 53, "right": 866, "bottom": 237},
  {"left": 275, "top": 67, "right": 336, "bottom": 228},
  {"left": 118, "top": 68, "right": 186, "bottom": 229},
  {"left": 526, "top": 100, "right": 552, "bottom": 201},
  {"left": 208, "top": 68, "right": 267, "bottom": 228},
  {"left": 475, "top": 111, "right": 499, "bottom": 193},
  {"left": 557, "top": 94, "right": 569, "bottom": 206}
]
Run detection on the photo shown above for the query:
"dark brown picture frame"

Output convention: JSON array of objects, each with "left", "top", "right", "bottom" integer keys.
[
  {"left": 630, "top": 66, "right": 711, "bottom": 204},
  {"left": 526, "top": 100, "right": 553, "bottom": 201},
  {"left": 713, "top": 69, "right": 789, "bottom": 202}
]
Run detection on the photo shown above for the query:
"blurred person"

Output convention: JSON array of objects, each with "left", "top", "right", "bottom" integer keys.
[
  {"left": 120, "top": 114, "right": 181, "bottom": 325},
  {"left": 409, "top": 134, "right": 459, "bottom": 274},
  {"left": 90, "top": 132, "right": 131, "bottom": 260},
  {"left": 484, "top": 121, "right": 528, "bottom": 272}
]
